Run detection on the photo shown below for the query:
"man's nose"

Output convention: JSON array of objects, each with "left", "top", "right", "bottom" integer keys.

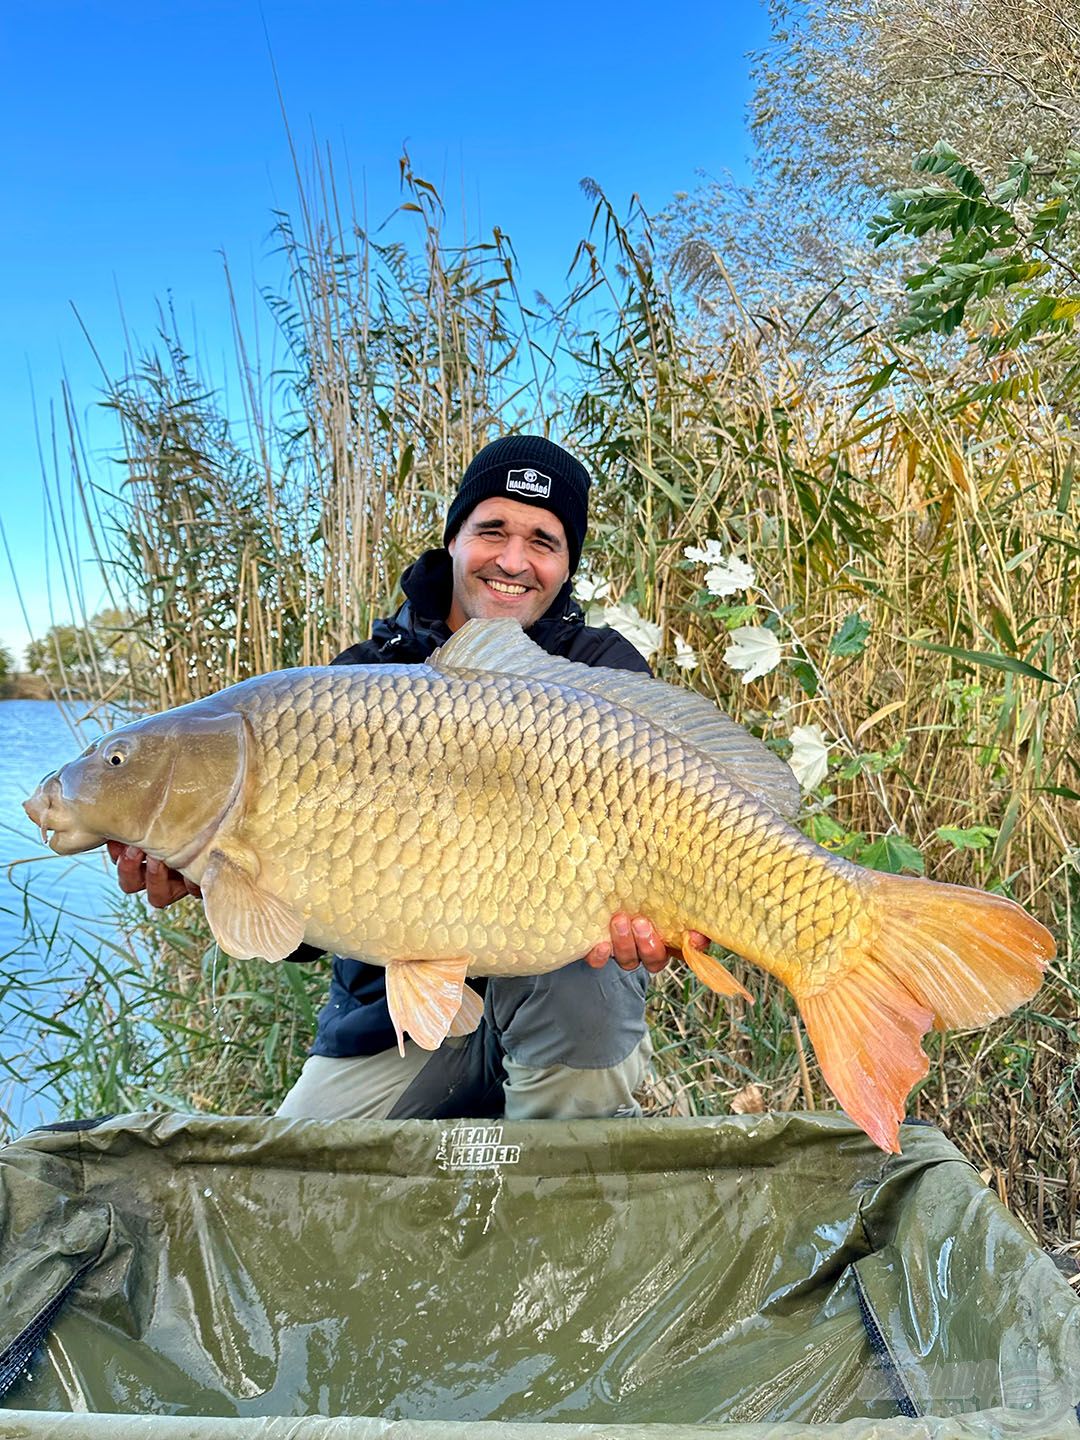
[{"left": 495, "top": 535, "right": 528, "bottom": 573}]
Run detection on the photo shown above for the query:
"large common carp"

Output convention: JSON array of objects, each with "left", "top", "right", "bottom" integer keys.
[{"left": 24, "top": 620, "right": 1052, "bottom": 1151}]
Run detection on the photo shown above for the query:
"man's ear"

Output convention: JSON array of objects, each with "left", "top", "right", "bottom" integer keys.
[{"left": 447, "top": 534, "right": 458, "bottom": 557}]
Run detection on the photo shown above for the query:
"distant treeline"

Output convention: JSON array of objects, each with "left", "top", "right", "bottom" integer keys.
[{"left": 4, "top": 611, "right": 142, "bottom": 700}]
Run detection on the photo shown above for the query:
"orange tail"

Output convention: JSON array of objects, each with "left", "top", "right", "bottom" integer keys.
[{"left": 797, "top": 877, "right": 1053, "bottom": 1154}]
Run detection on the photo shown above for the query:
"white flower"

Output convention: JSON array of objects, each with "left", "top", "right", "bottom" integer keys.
[
  {"left": 672, "top": 633, "right": 698, "bottom": 669},
  {"left": 704, "top": 556, "right": 756, "bottom": 598},
  {"left": 574, "top": 575, "right": 611, "bottom": 605},
  {"left": 684, "top": 540, "right": 756, "bottom": 597},
  {"left": 603, "top": 601, "right": 663, "bottom": 660},
  {"left": 683, "top": 539, "right": 728, "bottom": 565},
  {"left": 723, "top": 625, "right": 782, "bottom": 684},
  {"left": 789, "top": 724, "right": 831, "bottom": 791}
]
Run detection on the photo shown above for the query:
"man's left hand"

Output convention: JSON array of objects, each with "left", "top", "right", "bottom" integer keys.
[{"left": 585, "top": 914, "right": 709, "bottom": 975}]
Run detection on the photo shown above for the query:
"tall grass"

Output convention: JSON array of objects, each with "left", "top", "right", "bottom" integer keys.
[{"left": 9, "top": 153, "right": 1078, "bottom": 1245}]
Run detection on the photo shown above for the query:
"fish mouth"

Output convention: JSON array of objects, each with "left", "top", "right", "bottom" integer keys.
[{"left": 23, "top": 778, "right": 105, "bottom": 856}]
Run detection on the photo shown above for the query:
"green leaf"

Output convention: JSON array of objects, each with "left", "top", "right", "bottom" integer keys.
[
  {"left": 910, "top": 640, "right": 1058, "bottom": 684},
  {"left": 935, "top": 824, "right": 998, "bottom": 851},
  {"left": 801, "top": 813, "right": 865, "bottom": 859},
  {"left": 861, "top": 834, "right": 925, "bottom": 875},
  {"left": 804, "top": 813, "right": 848, "bottom": 846},
  {"left": 991, "top": 790, "right": 1023, "bottom": 866},
  {"left": 914, "top": 142, "right": 987, "bottom": 200},
  {"left": 711, "top": 602, "right": 759, "bottom": 629},
  {"left": 854, "top": 360, "right": 899, "bottom": 405},
  {"left": 829, "top": 612, "right": 871, "bottom": 658},
  {"left": 787, "top": 659, "right": 819, "bottom": 697},
  {"left": 837, "top": 743, "right": 905, "bottom": 780},
  {"left": 1056, "top": 457, "right": 1074, "bottom": 517}
]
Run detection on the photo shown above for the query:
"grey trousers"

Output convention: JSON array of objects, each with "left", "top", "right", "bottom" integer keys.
[
  {"left": 277, "top": 959, "right": 652, "bottom": 1122},
  {"left": 276, "top": 1034, "right": 653, "bottom": 1121}
]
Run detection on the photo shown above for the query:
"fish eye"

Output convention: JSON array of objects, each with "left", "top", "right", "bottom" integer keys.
[{"left": 102, "top": 740, "right": 130, "bottom": 768}]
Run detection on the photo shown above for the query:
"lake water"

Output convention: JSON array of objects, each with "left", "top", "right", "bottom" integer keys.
[{"left": 0, "top": 700, "right": 122, "bottom": 1133}]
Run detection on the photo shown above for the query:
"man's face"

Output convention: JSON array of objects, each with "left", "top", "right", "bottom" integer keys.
[{"left": 446, "top": 497, "right": 571, "bottom": 632}]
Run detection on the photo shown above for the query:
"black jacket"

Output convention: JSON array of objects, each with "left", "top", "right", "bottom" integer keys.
[{"left": 304, "top": 547, "right": 651, "bottom": 1059}]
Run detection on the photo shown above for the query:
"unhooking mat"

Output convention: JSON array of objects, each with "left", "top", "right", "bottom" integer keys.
[{"left": 0, "top": 1111, "right": 1077, "bottom": 1438}]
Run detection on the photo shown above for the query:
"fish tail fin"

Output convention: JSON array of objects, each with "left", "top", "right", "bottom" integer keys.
[{"left": 797, "top": 876, "right": 1053, "bottom": 1154}]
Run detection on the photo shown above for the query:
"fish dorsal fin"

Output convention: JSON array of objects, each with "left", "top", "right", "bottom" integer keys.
[{"left": 430, "top": 619, "right": 801, "bottom": 819}]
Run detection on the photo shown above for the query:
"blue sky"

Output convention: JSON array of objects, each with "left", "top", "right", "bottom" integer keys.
[{"left": 0, "top": 0, "right": 767, "bottom": 663}]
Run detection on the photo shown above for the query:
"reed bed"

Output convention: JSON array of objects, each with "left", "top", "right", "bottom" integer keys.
[{"left": 7, "top": 157, "right": 1077, "bottom": 1247}]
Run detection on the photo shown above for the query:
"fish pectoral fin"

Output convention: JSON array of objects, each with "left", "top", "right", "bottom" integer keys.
[
  {"left": 385, "top": 957, "right": 473, "bottom": 1056},
  {"left": 681, "top": 933, "right": 753, "bottom": 1002},
  {"left": 201, "top": 849, "right": 305, "bottom": 963},
  {"left": 448, "top": 982, "right": 484, "bottom": 1037}
]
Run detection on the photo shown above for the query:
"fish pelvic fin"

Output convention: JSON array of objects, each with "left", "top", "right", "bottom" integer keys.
[
  {"left": 681, "top": 932, "right": 753, "bottom": 1002},
  {"left": 448, "top": 981, "right": 485, "bottom": 1037},
  {"left": 386, "top": 957, "right": 474, "bottom": 1054},
  {"left": 797, "top": 875, "right": 1053, "bottom": 1154},
  {"left": 202, "top": 849, "right": 305, "bottom": 963}
]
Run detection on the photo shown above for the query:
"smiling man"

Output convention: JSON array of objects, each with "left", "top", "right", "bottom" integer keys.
[
  {"left": 112, "top": 434, "right": 699, "bottom": 1122},
  {"left": 445, "top": 500, "right": 571, "bottom": 630}
]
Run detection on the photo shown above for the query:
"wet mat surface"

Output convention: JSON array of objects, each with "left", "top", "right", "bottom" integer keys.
[{"left": 0, "top": 1113, "right": 1077, "bottom": 1432}]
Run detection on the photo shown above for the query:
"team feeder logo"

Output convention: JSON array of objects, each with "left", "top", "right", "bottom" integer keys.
[
  {"left": 437, "top": 1124, "right": 522, "bottom": 1170},
  {"left": 505, "top": 466, "right": 552, "bottom": 499}
]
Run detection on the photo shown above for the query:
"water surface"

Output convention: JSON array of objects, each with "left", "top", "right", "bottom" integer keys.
[{"left": 0, "top": 700, "right": 123, "bottom": 1131}]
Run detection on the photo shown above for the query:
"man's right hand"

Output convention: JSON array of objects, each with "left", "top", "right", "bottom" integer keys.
[{"left": 106, "top": 841, "right": 202, "bottom": 908}]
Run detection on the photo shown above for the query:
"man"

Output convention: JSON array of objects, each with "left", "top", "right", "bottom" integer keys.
[{"left": 112, "top": 434, "right": 701, "bottom": 1121}]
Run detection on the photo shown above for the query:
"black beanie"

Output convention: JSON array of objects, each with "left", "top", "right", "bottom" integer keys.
[{"left": 443, "top": 435, "right": 591, "bottom": 574}]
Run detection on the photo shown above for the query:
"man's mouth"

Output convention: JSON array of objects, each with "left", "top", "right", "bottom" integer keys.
[{"left": 482, "top": 578, "right": 531, "bottom": 597}]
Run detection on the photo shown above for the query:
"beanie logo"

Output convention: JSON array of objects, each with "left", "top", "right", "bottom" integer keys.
[{"left": 506, "top": 466, "right": 552, "bottom": 499}]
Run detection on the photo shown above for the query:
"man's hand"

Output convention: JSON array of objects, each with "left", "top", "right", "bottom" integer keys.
[
  {"left": 585, "top": 914, "right": 709, "bottom": 975},
  {"left": 106, "top": 841, "right": 202, "bottom": 908}
]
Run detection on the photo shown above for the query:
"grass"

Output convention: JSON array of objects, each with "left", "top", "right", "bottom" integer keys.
[{"left": 6, "top": 150, "right": 1078, "bottom": 1246}]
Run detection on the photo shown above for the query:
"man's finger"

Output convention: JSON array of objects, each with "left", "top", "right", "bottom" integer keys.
[
  {"left": 630, "top": 916, "right": 672, "bottom": 974},
  {"left": 115, "top": 846, "right": 148, "bottom": 895},
  {"left": 585, "top": 942, "right": 612, "bottom": 969},
  {"left": 145, "top": 857, "right": 189, "bottom": 909},
  {"left": 631, "top": 916, "right": 667, "bottom": 962},
  {"left": 609, "top": 913, "right": 639, "bottom": 969}
]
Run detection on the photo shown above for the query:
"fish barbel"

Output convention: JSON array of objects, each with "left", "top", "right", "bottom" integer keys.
[{"left": 23, "top": 620, "right": 1052, "bottom": 1151}]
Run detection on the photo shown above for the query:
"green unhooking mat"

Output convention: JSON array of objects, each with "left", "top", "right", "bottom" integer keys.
[{"left": 0, "top": 1112, "right": 1077, "bottom": 1438}]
